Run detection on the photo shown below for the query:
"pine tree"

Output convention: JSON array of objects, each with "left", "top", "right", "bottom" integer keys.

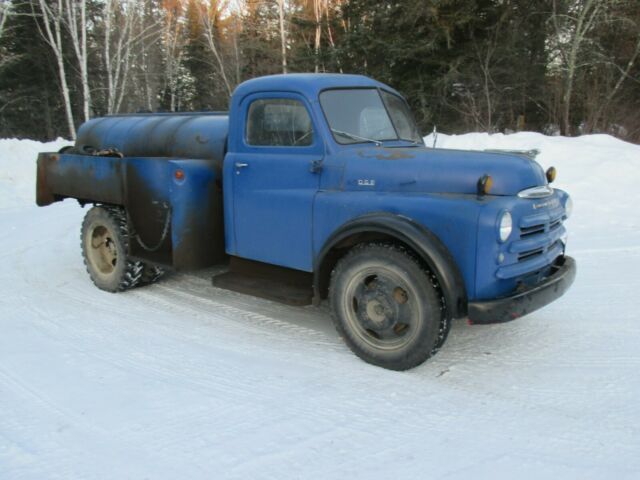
[{"left": 0, "top": 0, "right": 69, "bottom": 139}]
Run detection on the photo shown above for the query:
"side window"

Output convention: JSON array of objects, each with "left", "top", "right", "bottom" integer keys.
[{"left": 246, "top": 98, "right": 313, "bottom": 147}]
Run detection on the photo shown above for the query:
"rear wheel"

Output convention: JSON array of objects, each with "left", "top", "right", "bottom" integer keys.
[
  {"left": 140, "top": 264, "right": 165, "bottom": 285},
  {"left": 329, "top": 243, "right": 444, "bottom": 370},
  {"left": 81, "top": 206, "right": 143, "bottom": 292}
]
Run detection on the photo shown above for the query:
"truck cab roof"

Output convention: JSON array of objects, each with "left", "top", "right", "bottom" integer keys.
[{"left": 232, "top": 73, "right": 403, "bottom": 103}]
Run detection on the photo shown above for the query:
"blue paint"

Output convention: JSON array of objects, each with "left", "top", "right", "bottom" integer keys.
[
  {"left": 57, "top": 73, "right": 572, "bottom": 309},
  {"left": 224, "top": 90, "right": 323, "bottom": 271},
  {"left": 337, "top": 146, "right": 546, "bottom": 195},
  {"left": 126, "top": 157, "right": 171, "bottom": 202},
  {"left": 473, "top": 189, "right": 569, "bottom": 299},
  {"left": 56, "top": 153, "right": 121, "bottom": 182},
  {"left": 169, "top": 160, "right": 215, "bottom": 249},
  {"left": 313, "top": 191, "right": 483, "bottom": 295},
  {"left": 76, "top": 113, "right": 228, "bottom": 163}
]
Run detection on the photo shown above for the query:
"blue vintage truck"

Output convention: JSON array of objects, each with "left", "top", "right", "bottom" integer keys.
[{"left": 36, "top": 74, "right": 576, "bottom": 370}]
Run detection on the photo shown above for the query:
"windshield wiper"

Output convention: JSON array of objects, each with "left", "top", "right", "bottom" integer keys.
[
  {"left": 381, "top": 139, "right": 424, "bottom": 148},
  {"left": 400, "top": 138, "right": 424, "bottom": 146},
  {"left": 331, "top": 128, "right": 382, "bottom": 147}
]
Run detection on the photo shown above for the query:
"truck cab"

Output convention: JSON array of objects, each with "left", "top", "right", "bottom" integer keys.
[{"left": 36, "top": 73, "right": 576, "bottom": 370}]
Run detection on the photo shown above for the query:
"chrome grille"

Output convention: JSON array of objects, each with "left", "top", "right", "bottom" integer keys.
[
  {"left": 520, "top": 224, "right": 545, "bottom": 238},
  {"left": 512, "top": 210, "right": 566, "bottom": 264},
  {"left": 549, "top": 219, "right": 562, "bottom": 231},
  {"left": 518, "top": 248, "right": 544, "bottom": 262}
]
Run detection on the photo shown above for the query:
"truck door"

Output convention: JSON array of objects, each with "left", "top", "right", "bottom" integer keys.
[{"left": 227, "top": 92, "right": 323, "bottom": 271}]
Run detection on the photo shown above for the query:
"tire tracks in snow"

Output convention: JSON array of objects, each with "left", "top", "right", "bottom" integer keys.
[
  {"left": 13, "top": 275, "right": 353, "bottom": 424},
  {"left": 21, "top": 299, "right": 340, "bottom": 402},
  {"left": 145, "top": 280, "right": 336, "bottom": 345}
]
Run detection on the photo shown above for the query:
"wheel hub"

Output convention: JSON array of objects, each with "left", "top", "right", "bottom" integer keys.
[
  {"left": 364, "top": 296, "right": 393, "bottom": 329},
  {"left": 352, "top": 275, "right": 413, "bottom": 339},
  {"left": 88, "top": 225, "right": 118, "bottom": 276}
]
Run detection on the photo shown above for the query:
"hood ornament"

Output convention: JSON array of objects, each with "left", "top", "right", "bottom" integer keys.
[
  {"left": 484, "top": 148, "right": 541, "bottom": 160},
  {"left": 518, "top": 185, "right": 554, "bottom": 199}
]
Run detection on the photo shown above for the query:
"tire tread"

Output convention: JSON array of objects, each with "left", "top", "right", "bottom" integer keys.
[{"left": 329, "top": 242, "right": 448, "bottom": 370}]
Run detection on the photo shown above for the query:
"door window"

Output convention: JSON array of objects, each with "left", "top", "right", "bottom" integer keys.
[{"left": 246, "top": 98, "right": 313, "bottom": 147}]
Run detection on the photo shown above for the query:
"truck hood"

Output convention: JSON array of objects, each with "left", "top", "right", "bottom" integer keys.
[{"left": 338, "top": 146, "right": 547, "bottom": 195}]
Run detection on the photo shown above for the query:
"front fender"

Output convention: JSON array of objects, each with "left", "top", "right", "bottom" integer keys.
[{"left": 314, "top": 212, "right": 468, "bottom": 319}]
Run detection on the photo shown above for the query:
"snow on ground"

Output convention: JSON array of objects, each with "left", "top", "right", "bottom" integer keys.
[
  {"left": 1, "top": 133, "right": 639, "bottom": 479},
  {"left": 0, "top": 139, "right": 69, "bottom": 209}
]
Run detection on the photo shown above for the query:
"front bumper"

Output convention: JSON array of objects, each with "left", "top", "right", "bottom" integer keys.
[{"left": 468, "top": 255, "right": 576, "bottom": 324}]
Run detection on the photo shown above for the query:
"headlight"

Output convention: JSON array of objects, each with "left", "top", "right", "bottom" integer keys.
[
  {"left": 498, "top": 211, "right": 512, "bottom": 242},
  {"left": 564, "top": 196, "right": 573, "bottom": 219}
]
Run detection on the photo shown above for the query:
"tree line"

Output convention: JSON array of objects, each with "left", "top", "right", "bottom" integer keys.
[{"left": 0, "top": 0, "right": 639, "bottom": 142}]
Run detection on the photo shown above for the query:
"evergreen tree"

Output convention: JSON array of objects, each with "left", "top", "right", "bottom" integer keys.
[
  {"left": 0, "top": 0, "right": 68, "bottom": 139},
  {"left": 0, "top": 0, "right": 637, "bottom": 141},
  {"left": 184, "top": 0, "right": 215, "bottom": 110}
]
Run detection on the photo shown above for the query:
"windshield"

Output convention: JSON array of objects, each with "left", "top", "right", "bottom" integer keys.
[{"left": 320, "top": 88, "right": 422, "bottom": 145}]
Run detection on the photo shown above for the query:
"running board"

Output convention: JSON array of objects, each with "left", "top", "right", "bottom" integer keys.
[{"left": 211, "top": 256, "right": 313, "bottom": 306}]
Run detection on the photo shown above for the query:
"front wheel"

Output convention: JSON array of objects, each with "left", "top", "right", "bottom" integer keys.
[{"left": 329, "top": 243, "right": 444, "bottom": 370}]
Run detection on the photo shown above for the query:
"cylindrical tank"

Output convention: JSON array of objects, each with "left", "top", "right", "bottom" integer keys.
[{"left": 75, "top": 112, "right": 229, "bottom": 163}]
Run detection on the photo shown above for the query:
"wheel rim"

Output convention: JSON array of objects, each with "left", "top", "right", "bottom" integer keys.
[
  {"left": 341, "top": 266, "right": 422, "bottom": 351},
  {"left": 87, "top": 224, "right": 118, "bottom": 278}
]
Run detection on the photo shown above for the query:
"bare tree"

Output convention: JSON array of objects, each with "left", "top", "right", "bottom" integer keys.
[
  {"left": 0, "top": 0, "right": 11, "bottom": 42},
  {"left": 35, "top": 0, "right": 76, "bottom": 139},
  {"left": 137, "top": 1, "right": 164, "bottom": 112},
  {"left": 198, "top": 0, "right": 233, "bottom": 96},
  {"left": 313, "top": 0, "right": 321, "bottom": 72},
  {"left": 305, "top": 0, "right": 342, "bottom": 73},
  {"left": 104, "top": 0, "right": 135, "bottom": 114},
  {"left": 474, "top": 36, "right": 498, "bottom": 131},
  {"left": 277, "top": 0, "right": 287, "bottom": 73},
  {"left": 103, "top": 0, "right": 161, "bottom": 114},
  {"left": 162, "top": 0, "right": 187, "bottom": 112},
  {"left": 324, "top": 0, "right": 341, "bottom": 71},
  {"left": 552, "top": 0, "right": 604, "bottom": 135},
  {"left": 64, "top": 0, "right": 90, "bottom": 121},
  {"left": 231, "top": 10, "right": 241, "bottom": 85},
  {"left": 586, "top": 11, "right": 640, "bottom": 133}
]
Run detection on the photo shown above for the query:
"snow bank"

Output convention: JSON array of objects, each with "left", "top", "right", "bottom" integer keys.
[{"left": 0, "top": 138, "right": 70, "bottom": 208}]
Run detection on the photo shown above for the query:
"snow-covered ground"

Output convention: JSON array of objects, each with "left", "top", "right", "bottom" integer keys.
[{"left": 1, "top": 133, "right": 639, "bottom": 479}]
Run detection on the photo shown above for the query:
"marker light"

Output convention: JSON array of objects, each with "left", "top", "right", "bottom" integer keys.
[
  {"left": 546, "top": 166, "right": 557, "bottom": 183},
  {"left": 477, "top": 174, "right": 493, "bottom": 195},
  {"left": 174, "top": 169, "right": 185, "bottom": 181}
]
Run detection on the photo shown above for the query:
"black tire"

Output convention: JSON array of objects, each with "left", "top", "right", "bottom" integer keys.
[
  {"left": 140, "top": 264, "right": 165, "bottom": 285},
  {"left": 329, "top": 243, "right": 444, "bottom": 370},
  {"left": 81, "top": 206, "right": 143, "bottom": 292}
]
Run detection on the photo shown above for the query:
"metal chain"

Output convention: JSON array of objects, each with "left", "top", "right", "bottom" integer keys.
[{"left": 127, "top": 202, "right": 172, "bottom": 252}]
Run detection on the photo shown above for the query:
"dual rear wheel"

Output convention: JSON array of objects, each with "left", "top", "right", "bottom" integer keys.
[{"left": 81, "top": 206, "right": 163, "bottom": 292}]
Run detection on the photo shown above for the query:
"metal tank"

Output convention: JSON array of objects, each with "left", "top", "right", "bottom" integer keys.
[
  {"left": 38, "top": 112, "right": 231, "bottom": 270},
  {"left": 75, "top": 112, "right": 229, "bottom": 164}
]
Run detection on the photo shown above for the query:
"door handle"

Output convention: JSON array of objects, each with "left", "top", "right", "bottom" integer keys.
[
  {"left": 235, "top": 162, "right": 249, "bottom": 168},
  {"left": 309, "top": 159, "right": 323, "bottom": 173}
]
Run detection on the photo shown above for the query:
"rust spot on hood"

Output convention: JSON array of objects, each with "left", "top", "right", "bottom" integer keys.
[{"left": 356, "top": 149, "right": 416, "bottom": 161}]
